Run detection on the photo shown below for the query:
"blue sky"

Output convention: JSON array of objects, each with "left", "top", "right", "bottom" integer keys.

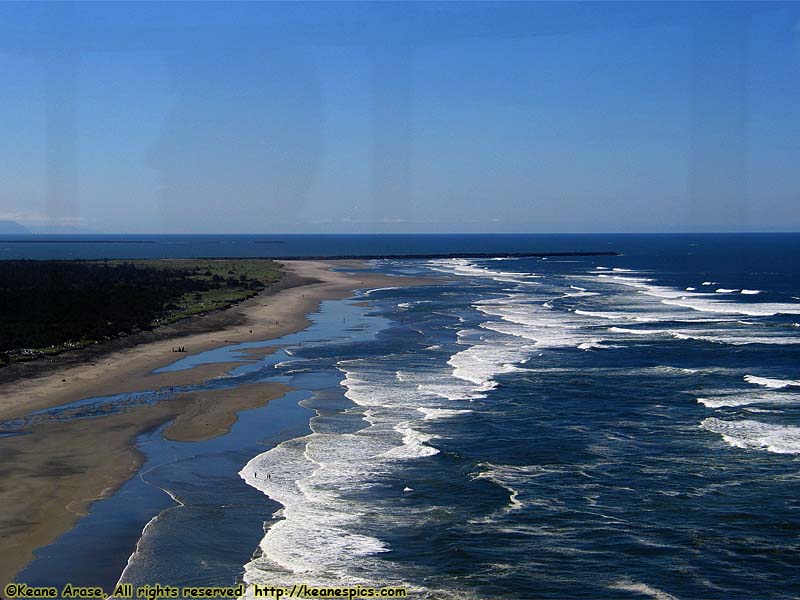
[{"left": 0, "top": 1, "right": 799, "bottom": 233}]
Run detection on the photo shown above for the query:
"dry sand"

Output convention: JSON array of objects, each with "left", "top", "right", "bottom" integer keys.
[{"left": 0, "top": 260, "right": 437, "bottom": 585}]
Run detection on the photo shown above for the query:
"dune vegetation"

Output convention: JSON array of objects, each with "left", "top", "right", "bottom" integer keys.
[{"left": 0, "top": 259, "right": 283, "bottom": 364}]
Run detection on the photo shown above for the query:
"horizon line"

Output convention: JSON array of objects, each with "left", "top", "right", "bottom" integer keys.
[{"left": 4, "top": 231, "right": 800, "bottom": 236}]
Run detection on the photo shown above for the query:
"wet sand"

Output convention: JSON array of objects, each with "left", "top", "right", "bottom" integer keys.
[
  {"left": 0, "top": 380, "right": 290, "bottom": 585},
  {"left": 164, "top": 382, "right": 292, "bottom": 442},
  {"left": 0, "top": 260, "right": 438, "bottom": 585}
]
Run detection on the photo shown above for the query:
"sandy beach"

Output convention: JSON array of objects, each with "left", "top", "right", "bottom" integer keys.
[{"left": 0, "top": 260, "right": 436, "bottom": 585}]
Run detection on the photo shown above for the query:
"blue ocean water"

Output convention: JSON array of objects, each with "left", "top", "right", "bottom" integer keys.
[
  {"left": 0, "top": 233, "right": 619, "bottom": 260},
  {"left": 2, "top": 232, "right": 795, "bottom": 261},
  {"left": 11, "top": 234, "right": 800, "bottom": 599}
]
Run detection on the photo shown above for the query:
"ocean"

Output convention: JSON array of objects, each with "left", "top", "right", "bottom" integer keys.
[{"left": 10, "top": 233, "right": 800, "bottom": 599}]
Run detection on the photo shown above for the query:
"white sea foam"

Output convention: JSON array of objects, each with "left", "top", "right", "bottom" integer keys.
[
  {"left": 427, "top": 258, "right": 540, "bottom": 285},
  {"left": 613, "top": 275, "right": 654, "bottom": 285},
  {"left": 701, "top": 418, "right": 800, "bottom": 454},
  {"left": 471, "top": 463, "right": 537, "bottom": 515},
  {"left": 360, "top": 286, "right": 402, "bottom": 296},
  {"left": 574, "top": 309, "right": 630, "bottom": 319},
  {"left": 662, "top": 297, "right": 800, "bottom": 316},
  {"left": 608, "top": 580, "right": 678, "bottom": 600},
  {"left": 697, "top": 392, "right": 800, "bottom": 408},
  {"left": 473, "top": 293, "right": 531, "bottom": 306},
  {"left": 589, "top": 272, "right": 692, "bottom": 302},
  {"left": 274, "top": 360, "right": 298, "bottom": 369},
  {"left": 418, "top": 407, "right": 473, "bottom": 420},
  {"left": 670, "top": 331, "right": 800, "bottom": 345},
  {"left": 509, "top": 265, "right": 799, "bottom": 349},
  {"left": 383, "top": 423, "right": 439, "bottom": 458},
  {"left": 564, "top": 285, "right": 600, "bottom": 298},
  {"left": 240, "top": 436, "right": 391, "bottom": 589},
  {"left": 480, "top": 308, "right": 588, "bottom": 349},
  {"left": 112, "top": 464, "right": 187, "bottom": 593},
  {"left": 741, "top": 289, "right": 762, "bottom": 295},
  {"left": 416, "top": 380, "right": 477, "bottom": 401},
  {"left": 715, "top": 288, "right": 739, "bottom": 293},
  {"left": 605, "top": 322, "right": 800, "bottom": 345},
  {"left": 744, "top": 375, "right": 800, "bottom": 389},
  {"left": 448, "top": 338, "right": 528, "bottom": 392},
  {"left": 608, "top": 327, "right": 667, "bottom": 335},
  {"left": 239, "top": 354, "right": 466, "bottom": 592},
  {"left": 578, "top": 340, "right": 605, "bottom": 351}
]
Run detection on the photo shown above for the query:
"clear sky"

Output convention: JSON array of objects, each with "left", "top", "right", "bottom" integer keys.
[{"left": 1, "top": 1, "right": 799, "bottom": 234}]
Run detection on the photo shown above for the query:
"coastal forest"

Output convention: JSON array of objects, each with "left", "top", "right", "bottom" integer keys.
[{"left": 0, "top": 259, "right": 282, "bottom": 364}]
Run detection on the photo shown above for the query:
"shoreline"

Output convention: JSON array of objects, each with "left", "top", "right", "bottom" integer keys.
[{"left": 0, "top": 260, "right": 438, "bottom": 585}]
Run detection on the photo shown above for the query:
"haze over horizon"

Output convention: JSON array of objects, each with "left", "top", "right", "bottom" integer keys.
[{"left": 1, "top": 1, "right": 799, "bottom": 235}]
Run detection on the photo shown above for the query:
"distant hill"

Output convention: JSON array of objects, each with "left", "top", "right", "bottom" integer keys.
[{"left": 0, "top": 220, "right": 31, "bottom": 234}]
